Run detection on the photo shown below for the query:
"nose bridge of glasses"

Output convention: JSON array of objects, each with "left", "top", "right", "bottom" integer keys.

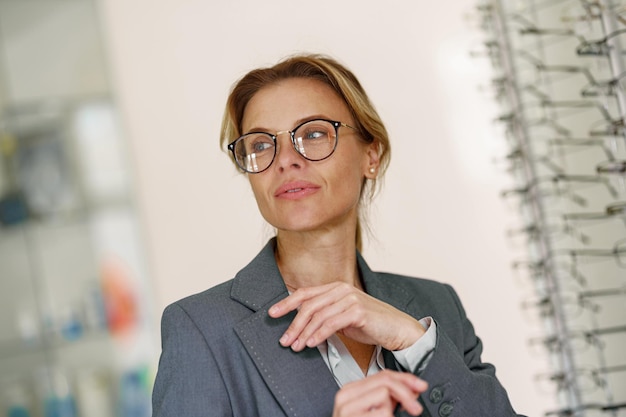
[{"left": 274, "top": 129, "right": 307, "bottom": 158}]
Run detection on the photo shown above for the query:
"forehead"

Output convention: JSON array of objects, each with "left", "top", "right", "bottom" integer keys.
[{"left": 241, "top": 78, "right": 351, "bottom": 131}]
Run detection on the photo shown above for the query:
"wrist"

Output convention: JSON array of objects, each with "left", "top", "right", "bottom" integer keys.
[{"left": 390, "top": 318, "right": 426, "bottom": 351}]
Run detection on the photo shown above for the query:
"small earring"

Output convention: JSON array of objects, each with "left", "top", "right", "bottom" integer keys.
[{"left": 369, "top": 167, "right": 376, "bottom": 174}]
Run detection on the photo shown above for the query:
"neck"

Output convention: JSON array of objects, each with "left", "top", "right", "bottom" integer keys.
[{"left": 275, "top": 230, "right": 361, "bottom": 291}]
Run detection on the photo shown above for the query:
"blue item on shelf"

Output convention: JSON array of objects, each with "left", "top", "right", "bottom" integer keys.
[
  {"left": 119, "top": 370, "right": 151, "bottom": 417},
  {"left": 7, "top": 405, "right": 31, "bottom": 417},
  {"left": 43, "top": 395, "right": 77, "bottom": 417},
  {"left": 0, "top": 192, "right": 29, "bottom": 226}
]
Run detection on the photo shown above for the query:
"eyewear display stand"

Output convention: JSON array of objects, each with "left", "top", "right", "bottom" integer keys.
[{"left": 477, "top": 0, "right": 626, "bottom": 416}]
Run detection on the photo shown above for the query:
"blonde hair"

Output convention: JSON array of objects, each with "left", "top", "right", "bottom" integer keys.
[{"left": 220, "top": 54, "right": 390, "bottom": 250}]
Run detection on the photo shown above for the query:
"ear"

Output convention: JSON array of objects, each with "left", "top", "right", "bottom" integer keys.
[{"left": 363, "top": 140, "right": 381, "bottom": 179}]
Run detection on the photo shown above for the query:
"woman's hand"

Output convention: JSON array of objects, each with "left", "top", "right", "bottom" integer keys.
[
  {"left": 268, "top": 282, "right": 425, "bottom": 352},
  {"left": 333, "top": 370, "right": 428, "bottom": 417}
]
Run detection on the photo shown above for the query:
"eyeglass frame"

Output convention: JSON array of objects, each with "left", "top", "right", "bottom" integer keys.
[{"left": 227, "top": 118, "right": 356, "bottom": 174}]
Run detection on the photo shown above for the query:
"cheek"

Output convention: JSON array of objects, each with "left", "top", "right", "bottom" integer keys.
[
  {"left": 248, "top": 177, "right": 270, "bottom": 210},
  {"left": 334, "top": 163, "right": 366, "bottom": 202}
]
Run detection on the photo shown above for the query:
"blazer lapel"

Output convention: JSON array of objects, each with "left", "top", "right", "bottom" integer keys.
[
  {"left": 357, "top": 252, "right": 426, "bottom": 320},
  {"left": 231, "top": 239, "right": 338, "bottom": 417}
]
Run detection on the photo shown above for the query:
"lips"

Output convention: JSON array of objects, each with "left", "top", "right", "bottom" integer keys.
[{"left": 274, "top": 181, "right": 320, "bottom": 199}]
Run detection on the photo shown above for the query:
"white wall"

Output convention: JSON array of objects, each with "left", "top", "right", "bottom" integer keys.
[{"left": 97, "top": 1, "right": 554, "bottom": 414}]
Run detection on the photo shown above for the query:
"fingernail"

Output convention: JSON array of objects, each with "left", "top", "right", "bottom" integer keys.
[
  {"left": 269, "top": 306, "right": 278, "bottom": 316},
  {"left": 280, "top": 333, "right": 289, "bottom": 345},
  {"left": 292, "top": 339, "right": 300, "bottom": 350}
]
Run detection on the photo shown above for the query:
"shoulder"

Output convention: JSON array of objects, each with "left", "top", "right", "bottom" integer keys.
[
  {"left": 357, "top": 253, "right": 457, "bottom": 307},
  {"left": 160, "top": 279, "right": 251, "bottom": 334},
  {"left": 174, "top": 279, "right": 235, "bottom": 310},
  {"left": 372, "top": 271, "right": 456, "bottom": 301},
  {"left": 368, "top": 271, "right": 465, "bottom": 323}
]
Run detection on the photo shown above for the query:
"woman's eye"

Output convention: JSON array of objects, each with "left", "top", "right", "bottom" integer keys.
[
  {"left": 304, "top": 130, "right": 327, "bottom": 140},
  {"left": 252, "top": 141, "right": 273, "bottom": 152}
]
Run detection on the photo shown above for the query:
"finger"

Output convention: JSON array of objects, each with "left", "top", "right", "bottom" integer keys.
[
  {"left": 282, "top": 295, "right": 350, "bottom": 350},
  {"left": 335, "top": 385, "right": 396, "bottom": 417},
  {"left": 275, "top": 285, "right": 353, "bottom": 349},
  {"left": 304, "top": 300, "right": 367, "bottom": 348},
  {"left": 291, "top": 289, "right": 364, "bottom": 349},
  {"left": 335, "top": 371, "right": 427, "bottom": 417},
  {"left": 269, "top": 284, "right": 336, "bottom": 318},
  {"left": 359, "top": 371, "right": 427, "bottom": 415}
]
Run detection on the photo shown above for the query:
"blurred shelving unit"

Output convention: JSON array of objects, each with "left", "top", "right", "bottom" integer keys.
[{"left": 0, "top": 1, "right": 157, "bottom": 416}]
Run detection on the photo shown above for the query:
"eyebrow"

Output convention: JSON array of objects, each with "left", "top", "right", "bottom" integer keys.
[{"left": 244, "top": 114, "right": 332, "bottom": 135}]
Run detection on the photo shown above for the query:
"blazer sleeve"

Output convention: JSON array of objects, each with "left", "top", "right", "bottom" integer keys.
[
  {"left": 152, "top": 303, "right": 233, "bottom": 417},
  {"left": 416, "top": 284, "right": 526, "bottom": 417}
]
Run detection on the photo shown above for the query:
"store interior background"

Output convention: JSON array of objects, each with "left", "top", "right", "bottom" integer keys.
[{"left": 0, "top": 0, "right": 568, "bottom": 416}]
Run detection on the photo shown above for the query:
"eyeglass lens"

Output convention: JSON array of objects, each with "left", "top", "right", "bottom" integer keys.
[{"left": 232, "top": 119, "right": 338, "bottom": 173}]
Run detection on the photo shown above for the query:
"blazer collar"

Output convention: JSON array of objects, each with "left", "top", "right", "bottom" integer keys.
[
  {"left": 230, "top": 238, "right": 286, "bottom": 311},
  {"left": 230, "top": 238, "right": 421, "bottom": 417},
  {"left": 230, "top": 238, "right": 416, "bottom": 312}
]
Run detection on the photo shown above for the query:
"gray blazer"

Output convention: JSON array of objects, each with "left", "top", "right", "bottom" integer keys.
[{"left": 152, "top": 239, "right": 523, "bottom": 416}]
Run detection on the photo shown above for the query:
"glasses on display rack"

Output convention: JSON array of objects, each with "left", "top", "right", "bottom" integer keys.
[
  {"left": 498, "top": 141, "right": 623, "bottom": 181},
  {"left": 597, "top": 160, "right": 626, "bottom": 198},
  {"left": 513, "top": 16, "right": 626, "bottom": 58},
  {"left": 497, "top": 110, "right": 574, "bottom": 138},
  {"left": 515, "top": 51, "right": 604, "bottom": 89},
  {"left": 521, "top": 292, "right": 600, "bottom": 321},
  {"left": 512, "top": 258, "right": 589, "bottom": 287},
  {"left": 527, "top": 116, "right": 576, "bottom": 138},
  {"left": 561, "top": 204, "right": 626, "bottom": 247},
  {"left": 564, "top": 202, "right": 626, "bottom": 223},
  {"left": 512, "top": 16, "right": 614, "bottom": 57},
  {"left": 512, "top": 14, "right": 584, "bottom": 40},
  {"left": 607, "top": 201, "right": 626, "bottom": 216},
  {"left": 559, "top": 3, "right": 604, "bottom": 25},
  {"left": 505, "top": 0, "right": 576, "bottom": 18},
  {"left": 545, "top": 401, "right": 626, "bottom": 417},
  {"left": 552, "top": 239, "right": 626, "bottom": 269},
  {"left": 501, "top": 174, "right": 621, "bottom": 208},
  {"left": 547, "top": 138, "right": 623, "bottom": 164},
  {"left": 227, "top": 119, "right": 355, "bottom": 174},
  {"left": 589, "top": 119, "right": 626, "bottom": 138},
  {"left": 577, "top": 29, "right": 626, "bottom": 56},
  {"left": 581, "top": 70, "right": 626, "bottom": 98},
  {"left": 496, "top": 147, "right": 567, "bottom": 176},
  {"left": 534, "top": 364, "right": 626, "bottom": 395},
  {"left": 597, "top": 160, "right": 626, "bottom": 177},
  {"left": 522, "top": 100, "right": 620, "bottom": 133},
  {"left": 521, "top": 285, "right": 626, "bottom": 325},
  {"left": 529, "top": 324, "right": 626, "bottom": 354},
  {"left": 507, "top": 221, "right": 591, "bottom": 245}
]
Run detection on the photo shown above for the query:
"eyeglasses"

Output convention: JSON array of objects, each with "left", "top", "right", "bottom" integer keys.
[
  {"left": 529, "top": 325, "right": 626, "bottom": 355},
  {"left": 227, "top": 119, "right": 355, "bottom": 174},
  {"left": 534, "top": 364, "right": 626, "bottom": 395},
  {"left": 545, "top": 401, "right": 626, "bottom": 417}
]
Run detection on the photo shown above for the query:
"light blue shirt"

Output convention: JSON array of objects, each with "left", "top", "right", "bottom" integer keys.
[{"left": 317, "top": 317, "right": 436, "bottom": 387}]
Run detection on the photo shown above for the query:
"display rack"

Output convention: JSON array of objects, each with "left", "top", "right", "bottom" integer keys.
[
  {"left": 0, "top": 2, "right": 157, "bottom": 416},
  {"left": 475, "top": 0, "right": 626, "bottom": 416}
]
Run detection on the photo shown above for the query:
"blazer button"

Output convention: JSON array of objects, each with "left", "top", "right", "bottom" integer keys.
[
  {"left": 429, "top": 387, "right": 444, "bottom": 404},
  {"left": 439, "top": 401, "right": 454, "bottom": 417}
]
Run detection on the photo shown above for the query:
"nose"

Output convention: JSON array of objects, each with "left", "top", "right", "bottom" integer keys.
[{"left": 273, "top": 131, "right": 303, "bottom": 171}]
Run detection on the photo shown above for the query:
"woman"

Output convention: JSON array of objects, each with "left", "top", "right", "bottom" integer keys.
[{"left": 152, "top": 54, "right": 523, "bottom": 417}]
